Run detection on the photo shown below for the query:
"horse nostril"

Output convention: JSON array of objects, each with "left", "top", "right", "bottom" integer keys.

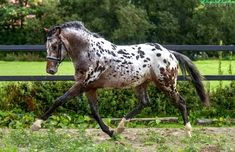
[
  {"left": 47, "top": 68, "right": 56, "bottom": 75},
  {"left": 49, "top": 70, "right": 55, "bottom": 74}
]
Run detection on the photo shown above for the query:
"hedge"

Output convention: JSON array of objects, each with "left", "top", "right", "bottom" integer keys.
[{"left": 0, "top": 81, "right": 234, "bottom": 120}]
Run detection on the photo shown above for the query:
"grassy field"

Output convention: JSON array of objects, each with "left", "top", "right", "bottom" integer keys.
[
  {"left": 0, "top": 60, "right": 234, "bottom": 75},
  {"left": 0, "top": 61, "right": 74, "bottom": 75},
  {"left": 0, "top": 60, "right": 234, "bottom": 89},
  {"left": 0, "top": 60, "right": 235, "bottom": 151},
  {"left": 0, "top": 127, "right": 234, "bottom": 152}
]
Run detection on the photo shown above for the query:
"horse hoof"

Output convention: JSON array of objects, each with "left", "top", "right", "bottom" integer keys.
[
  {"left": 115, "top": 127, "right": 125, "bottom": 134},
  {"left": 31, "top": 124, "right": 41, "bottom": 131},
  {"left": 109, "top": 130, "right": 115, "bottom": 137},
  {"left": 185, "top": 122, "right": 192, "bottom": 137},
  {"left": 187, "top": 131, "right": 192, "bottom": 138},
  {"left": 31, "top": 119, "right": 43, "bottom": 131}
]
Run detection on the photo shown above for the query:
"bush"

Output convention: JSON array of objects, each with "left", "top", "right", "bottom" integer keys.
[
  {"left": 0, "top": 82, "right": 89, "bottom": 116},
  {"left": 209, "top": 82, "right": 235, "bottom": 118},
  {"left": 1, "top": 81, "right": 234, "bottom": 120}
]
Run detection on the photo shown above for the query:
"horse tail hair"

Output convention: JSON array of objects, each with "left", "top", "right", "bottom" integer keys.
[{"left": 171, "top": 50, "right": 209, "bottom": 106}]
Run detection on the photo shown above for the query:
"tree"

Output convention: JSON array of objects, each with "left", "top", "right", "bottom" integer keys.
[
  {"left": 0, "top": 0, "right": 44, "bottom": 44},
  {"left": 111, "top": 4, "right": 153, "bottom": 44}
]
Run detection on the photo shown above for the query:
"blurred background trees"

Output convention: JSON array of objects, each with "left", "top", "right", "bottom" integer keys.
[{"left": 0, "top": 0, "right": 234, "bottom": 45}]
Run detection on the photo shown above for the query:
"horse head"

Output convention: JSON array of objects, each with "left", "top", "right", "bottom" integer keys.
[{"left": 45, "top": 26, "right": 68, "bottom": 74}]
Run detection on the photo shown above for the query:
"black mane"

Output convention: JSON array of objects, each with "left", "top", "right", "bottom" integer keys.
[
  {"left": 61, "top": 21, "right": 85, "bottom": 30},
  {"left": 47, "top": 21, "right": 101, "bottom": 38}
]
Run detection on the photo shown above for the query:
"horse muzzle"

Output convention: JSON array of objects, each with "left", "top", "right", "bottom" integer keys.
[{"left": 46, "top": 61, "right": 58, "bottom": 75}]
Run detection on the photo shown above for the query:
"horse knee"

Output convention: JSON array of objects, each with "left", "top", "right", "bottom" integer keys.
[{"left": 141, "top": 97, "right": 149, "bottom": 106}]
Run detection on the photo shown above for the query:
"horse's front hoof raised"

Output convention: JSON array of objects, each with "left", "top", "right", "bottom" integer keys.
[{"left": 31, "top": 119, "right": 43, "bottom": 131}]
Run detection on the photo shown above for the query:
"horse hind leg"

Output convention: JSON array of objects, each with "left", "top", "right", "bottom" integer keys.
[
  {"left": 170, "top": 91, "right": 192, "bottom": 137},
  {"left": 115, "top": 82, "right": 149, "bottom": 134},
  {"left": 153, "top": 76, "right": 192, "bottom": 137}
]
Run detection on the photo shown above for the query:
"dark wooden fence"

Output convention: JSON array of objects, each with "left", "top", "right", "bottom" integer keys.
[{"left": 0, "top": 45, "right": 235, "bottom": 81}]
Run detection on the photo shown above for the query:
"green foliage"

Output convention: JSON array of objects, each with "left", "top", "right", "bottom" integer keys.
[
  {"left": 209, "top": 82, "right": 235, "bottom": 117},
  {"left": 112, "top": 4, "right": 153, "bottom": 44},
  {"left": 0, "top": 1, "right": 235, "bottom": 60},
  {"left": 0, "top": 82, "right": 87, "bottom": 115},
  {"left": 0, "top": 0, "right": 235, "bottom": 47},
  {"left": 0, "top": 81, "right": 235, "bottom": 127},
  {"left": 0, "top": 52, "right": 45, "bottom": 61},
  {"left": 0, "top": 110, "right": 35, "bottom": 128},
  {"left": 0, "top": 128, "right": 135, "bottom": 152},
  {"left": 0, "top": 0, "right": 44, "bottom": 44}
]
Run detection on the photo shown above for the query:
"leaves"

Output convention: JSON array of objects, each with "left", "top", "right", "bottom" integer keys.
[
  {"left": 112, "top": 4, "right": 153, "bottom": 44},
  {"left": 0, "top": 0, "right": 235, "bottom": 46}
]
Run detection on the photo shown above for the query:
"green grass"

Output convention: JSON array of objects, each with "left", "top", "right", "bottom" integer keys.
[
  {"left": 0, "top": 128, "right": 234, "bottom": 152},
  {"left": 194, "top": 60, "right": 235, "bottom": 75},
  {"left": 0, "top": 128, "right": 132, "bottom": 152},
  {"left": 0, "top": 60, "right": 234, "bottom": 75},
  {"left": 0, "top": 61, "right": 74, "bottom": 75},
  {"left": 0, "top": 60, "right": 234, "bottom": 89},
  {"left": 194, "top": 60, "right": 235, "bottom": 90}
]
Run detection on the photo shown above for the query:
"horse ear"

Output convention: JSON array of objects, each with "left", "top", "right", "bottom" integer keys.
[
  {"left": 55, "top": 26, "right": 61, "bottom": 35},
  {"left": 44, "top": 28, "right": 49, "bottom": 33}
]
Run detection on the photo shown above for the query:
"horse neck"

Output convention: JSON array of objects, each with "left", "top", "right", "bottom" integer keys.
[{"left": 63, "top": 29, "right": 91, "bottom": 61}]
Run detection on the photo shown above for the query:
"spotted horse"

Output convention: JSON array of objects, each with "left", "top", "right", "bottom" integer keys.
[{"left": 31, "top": 21, "right": 209, "bottom": 137}]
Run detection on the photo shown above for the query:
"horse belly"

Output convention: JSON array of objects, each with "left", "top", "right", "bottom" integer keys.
[{"left": 99, "top": 67, "right": 151, "bottom": 89}]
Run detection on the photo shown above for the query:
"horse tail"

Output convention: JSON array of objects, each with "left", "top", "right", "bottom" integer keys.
[{"left": 170, "top": 50, "right": 209, "bottom": 106}]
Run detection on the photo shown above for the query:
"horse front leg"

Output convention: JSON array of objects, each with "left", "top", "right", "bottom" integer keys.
[
  {"left": 31, "top": 82, "right": 83, "bottom": 131},
  {"left": 85, "top": 89, "right": 114, "bottom": 137}
]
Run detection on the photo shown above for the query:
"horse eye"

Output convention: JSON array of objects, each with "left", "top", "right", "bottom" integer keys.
[{"left": 52, "top": 45, "right": 57, "bottom": 50}]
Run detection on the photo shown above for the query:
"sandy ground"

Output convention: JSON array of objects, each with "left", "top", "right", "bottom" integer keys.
[
  {"left": 85, "top": 127, "right": 235, "bottom": 152},
  {"left": 1, "top": 127, "right": 234, "bottom": 151}
]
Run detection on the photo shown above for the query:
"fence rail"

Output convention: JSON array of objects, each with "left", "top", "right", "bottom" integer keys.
[
  {"left": 0, "top": 44, "right": 235, "bottom": 51},
  {"left": 0, "top": 45, "right": 235, "bottom": 81},
  {"left": 0, "top": 75, "right": 235, "bottom": 81}
]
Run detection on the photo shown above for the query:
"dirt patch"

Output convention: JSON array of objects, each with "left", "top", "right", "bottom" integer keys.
[
  {"left": 85, "top": 127, "right": 235, "bottom": 152},
  {"left": 1, "top": 127, "right": 234, "bottom": 151}
]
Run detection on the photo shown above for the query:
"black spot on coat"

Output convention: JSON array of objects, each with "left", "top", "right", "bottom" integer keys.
[
  {"left": 111, "top": 52, "right": 116, "bottom": 57},
  {"left": 111, "top": 44, "right": 117, "bottom": 50},
  {"left": 156, "top": 53, "right": 161, "bottom": 57},
  {"left": 96, "top": 52, "right": 101, "bottom": 57},
  {"left": 115, "top": 59, "right": 121, "bottom": 62},
  {"left": 163, "top": 59, "right": 167, "bottom": 63},
  {"left": 137, "top": 50, "right": 145, "bottom": 58},
  {"left": 118, "top": 49, "right": 129, "bottom": 55},
  {"left": 136, "top": 55, "right": 139, "bottom": 60}
]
